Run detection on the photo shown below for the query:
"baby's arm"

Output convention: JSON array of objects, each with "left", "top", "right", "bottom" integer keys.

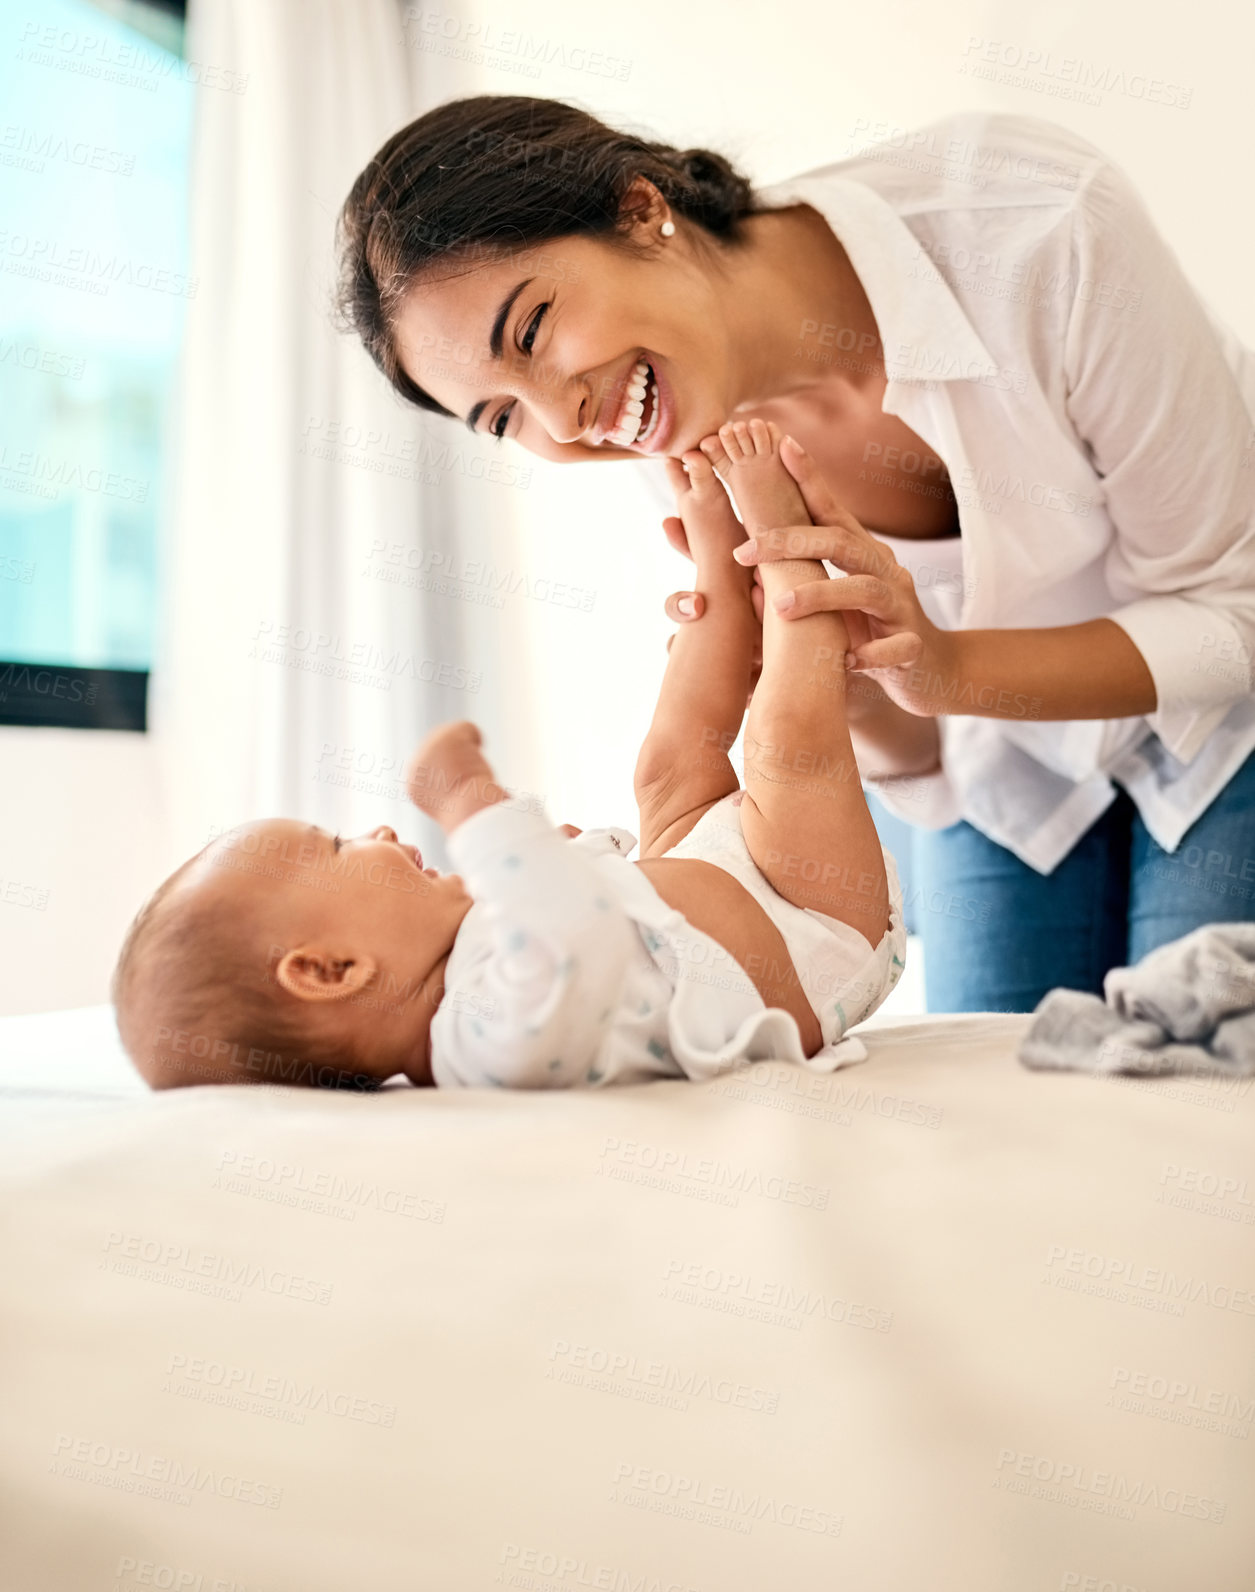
[
  {"left": 634, "top": 455, "right": 758, "bottom": 856},
  {"left": 408, "top": 723, "right": 638, "bottom": 1088},
  {"left": 704, "top": 423, "right": 890, "bottom": 945}
]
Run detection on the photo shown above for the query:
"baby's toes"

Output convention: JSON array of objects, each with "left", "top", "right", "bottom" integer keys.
[
  {"left": 664, "top": 456, "right": 690, "bottom": 498},
  {"left": 749, "top": 417, "right": 780, "bottom": 457},
  {"left": 679, "top": 448, "right": 718, "bottom": 494},
  {"left": 722, "top": 420, "right": 754, "bottom": 463},
  {"left": 698, "top": 430, "right": 734, "bottom": 479}
]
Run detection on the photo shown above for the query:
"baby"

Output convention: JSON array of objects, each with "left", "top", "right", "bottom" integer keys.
[{"left": 115, "top": 422, "right": 905, "bottom": 1091}]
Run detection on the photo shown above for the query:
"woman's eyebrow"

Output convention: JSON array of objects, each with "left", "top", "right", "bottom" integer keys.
[
  {"left": 489, "top": 278, "right": 532, "bottom": 359},
  {"left": 465, "top": 277, "right": 534, "bottom": 432}
]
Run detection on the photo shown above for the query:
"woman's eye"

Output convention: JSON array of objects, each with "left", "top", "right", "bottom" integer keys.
[
  {"left": 491, "top": 406, "right": 513, "bottom": 441},
  {"left": 521, "top": 302, "right": 549, "bottom": 354},
  {"left": 332, "top": 832, "right": 343, "bottom": 851}
]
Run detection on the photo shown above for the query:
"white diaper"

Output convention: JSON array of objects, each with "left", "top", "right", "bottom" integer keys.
[{"left": 663, "top": 792, "right": 907, "bottom": 1057}]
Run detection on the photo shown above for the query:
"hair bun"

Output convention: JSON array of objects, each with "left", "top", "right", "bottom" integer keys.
[{"left": 674, "top": 147, "right": 754, "bottom": 234}]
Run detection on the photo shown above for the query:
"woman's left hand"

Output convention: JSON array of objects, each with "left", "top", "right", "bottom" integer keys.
[{"left": 733, "top": 435, "right": 965, "bottom": 718}]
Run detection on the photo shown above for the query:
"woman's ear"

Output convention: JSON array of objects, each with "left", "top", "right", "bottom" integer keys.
[
  {"left": 618, "top": 175, "right": 670, "bottom": 238},
  {"left": 274, "top": 946, "right": 377, "bottom": 1003}
]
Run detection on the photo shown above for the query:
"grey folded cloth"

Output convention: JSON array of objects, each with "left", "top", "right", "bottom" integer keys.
[
  {"left": 1018, "top": 924, "right": 1255, "bottom": 1077},
  {"left": 1104, "top": 923, "right": 1255, "bottom": 1040}
]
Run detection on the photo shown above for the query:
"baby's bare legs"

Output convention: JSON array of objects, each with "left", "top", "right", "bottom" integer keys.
[{"left": 699, "top": 419, "right": 890, "bottom": 943}]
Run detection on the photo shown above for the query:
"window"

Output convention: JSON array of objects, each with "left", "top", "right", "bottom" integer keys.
[{"left": 0, "top": 0, "right": 192, "bottom": 729}]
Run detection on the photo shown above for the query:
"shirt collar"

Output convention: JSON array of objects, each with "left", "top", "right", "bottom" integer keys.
[{"left": 757, "top": 169, "right": 1001, "bottom": 385}]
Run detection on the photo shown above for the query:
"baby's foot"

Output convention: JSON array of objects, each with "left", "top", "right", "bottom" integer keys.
[
  {"left": 663, "top": 448, "right": 747, "bottom": 565},
  {"left": 699, "top": 419, "right": 810, "bottom": 541}
]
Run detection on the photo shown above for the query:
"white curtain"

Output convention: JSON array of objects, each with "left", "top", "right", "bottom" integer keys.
[{"left": 155, "top": 0, "right": 535, "bottom": 865}]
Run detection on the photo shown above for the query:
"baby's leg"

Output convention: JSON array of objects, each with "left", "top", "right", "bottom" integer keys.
[{"left": 700, "top": 419, "right": 890, "bottom": 943}]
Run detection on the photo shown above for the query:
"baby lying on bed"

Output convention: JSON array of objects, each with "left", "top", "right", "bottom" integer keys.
[{"left": 115, "top": 422, "right": 905, "bottom": 1091}]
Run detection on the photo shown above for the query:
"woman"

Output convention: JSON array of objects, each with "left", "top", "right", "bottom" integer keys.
[{"left": 336, "top": 97, "right": 1255, "bottom": 1012}]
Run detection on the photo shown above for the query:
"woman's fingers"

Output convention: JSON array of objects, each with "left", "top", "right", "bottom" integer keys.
[
  {"left": 662, "top": 515, "right": 692, "bottom": 561},
  {"left": 847, "top": 633, "right": 924, "bottom": 671},
  {"left": 778, "top": 434, "right": 867, "bottom": 534},
  {"left": 736, "top": 523, "right": 899, "bottom": 582},
  {"left": 664, "top": 589, "right": 705, "bottom": 623},
  {"left": 773, "top": 573, "right": 904, "bottom": 623}
]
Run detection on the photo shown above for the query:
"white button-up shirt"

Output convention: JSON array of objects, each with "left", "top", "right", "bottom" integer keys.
[{"left": 689, "top": 112, "right": 1255, "bottom": 875}]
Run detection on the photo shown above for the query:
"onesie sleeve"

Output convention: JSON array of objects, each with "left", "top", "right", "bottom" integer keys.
[{"left": 430, "top": 803, "right": 639, "bottom": 1089}]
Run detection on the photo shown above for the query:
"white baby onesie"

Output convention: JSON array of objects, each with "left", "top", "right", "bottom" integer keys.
[{"left": 430, "top": 803, "right": 888, "bottom": 1090}]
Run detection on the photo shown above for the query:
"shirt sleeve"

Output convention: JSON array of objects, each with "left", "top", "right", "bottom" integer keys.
[
  {"left": 1062, "top": 156, "right": 1255, "bottom": 765},
  {"left": 431, "top": 803, "right": 639, "bottom": 1089}
]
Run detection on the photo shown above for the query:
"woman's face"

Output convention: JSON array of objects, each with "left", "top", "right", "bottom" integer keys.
[{"left": 392, "top": 213, "right": 747, "bottom": 464}]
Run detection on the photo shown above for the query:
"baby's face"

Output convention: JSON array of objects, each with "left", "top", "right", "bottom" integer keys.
[{"left": 195, "top": 818, "right": 473, "bottom": 1078}]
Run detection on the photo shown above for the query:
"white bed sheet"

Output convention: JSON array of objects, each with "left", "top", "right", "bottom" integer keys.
[{"left": 2, "top": 1004, "right": 1252, "bottom": 1591}]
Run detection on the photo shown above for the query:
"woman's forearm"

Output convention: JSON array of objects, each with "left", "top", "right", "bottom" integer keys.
[{"left": 929, "top": 618, "right": 1157, "bottom": 721}]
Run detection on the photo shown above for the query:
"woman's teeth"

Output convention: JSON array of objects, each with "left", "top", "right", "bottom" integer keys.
[{"left": 608, "top": 358, "right": 660, "bottom": 446}]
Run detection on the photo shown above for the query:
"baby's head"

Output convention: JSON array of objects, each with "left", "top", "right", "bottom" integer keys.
[{"left": 113, "top": 819, "right": 472, "bottom": 1091}]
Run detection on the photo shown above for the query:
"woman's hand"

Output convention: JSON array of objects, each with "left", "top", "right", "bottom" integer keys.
[{"left": 732, "top": 436, "right": 965, "bottom": 718}]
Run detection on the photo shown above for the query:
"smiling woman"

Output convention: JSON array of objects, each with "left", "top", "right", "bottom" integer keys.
[
  {"left": 335, "top": 95, "right": 776, "bottom": 462},
  {"left": 336, "top": 98, "right": 1255, "bottom": 1016}
]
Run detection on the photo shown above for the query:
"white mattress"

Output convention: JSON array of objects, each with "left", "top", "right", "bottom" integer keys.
[{"left": 1, "top": 1004, "right": 1252, "bottom": 1590}]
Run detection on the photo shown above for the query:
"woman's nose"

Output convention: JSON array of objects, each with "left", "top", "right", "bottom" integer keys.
[
  {"left": 528, "top": 372, "right": 591, "bottom": 445},
  {"left": 369, "top": 825, "right": 398, "bottom": 843}
]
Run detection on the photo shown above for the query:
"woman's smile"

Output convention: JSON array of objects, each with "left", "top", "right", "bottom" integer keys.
[{"left": 596, "top": 352, "right": 675, "bottom": 454}]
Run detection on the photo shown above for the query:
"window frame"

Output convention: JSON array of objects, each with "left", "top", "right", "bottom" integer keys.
[{"left": 0, "top": 0, "right": 189, "bottom": 735}]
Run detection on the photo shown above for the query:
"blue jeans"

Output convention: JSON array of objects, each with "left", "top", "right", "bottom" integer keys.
[{"left": 912, "top": 751, "right": 1255, "bottom": 1012}]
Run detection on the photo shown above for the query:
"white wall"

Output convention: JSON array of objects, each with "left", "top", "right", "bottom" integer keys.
[
  {"left": 0, "top": 731, "right": 166, "bottom": 1014},
  {"left": 2, "top": 0, "right": 1251, "bottom": 1016},
  {"left": 458, "top": 0, "right": 1255, "bottom": 832}
]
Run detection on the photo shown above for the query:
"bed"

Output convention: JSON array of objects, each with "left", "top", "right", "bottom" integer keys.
[{"left": 2, "top": 1002, "right": 1252, "bottom": 1591}]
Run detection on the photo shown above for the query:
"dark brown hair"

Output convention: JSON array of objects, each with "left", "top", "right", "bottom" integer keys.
[{"left": 336, "top": 95, "right": 758, "bottom": 416}]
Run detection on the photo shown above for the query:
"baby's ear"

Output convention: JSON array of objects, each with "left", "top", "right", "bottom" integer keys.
[{"left": 275, "top": 946, "right": 376, "bottom": 1003}]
